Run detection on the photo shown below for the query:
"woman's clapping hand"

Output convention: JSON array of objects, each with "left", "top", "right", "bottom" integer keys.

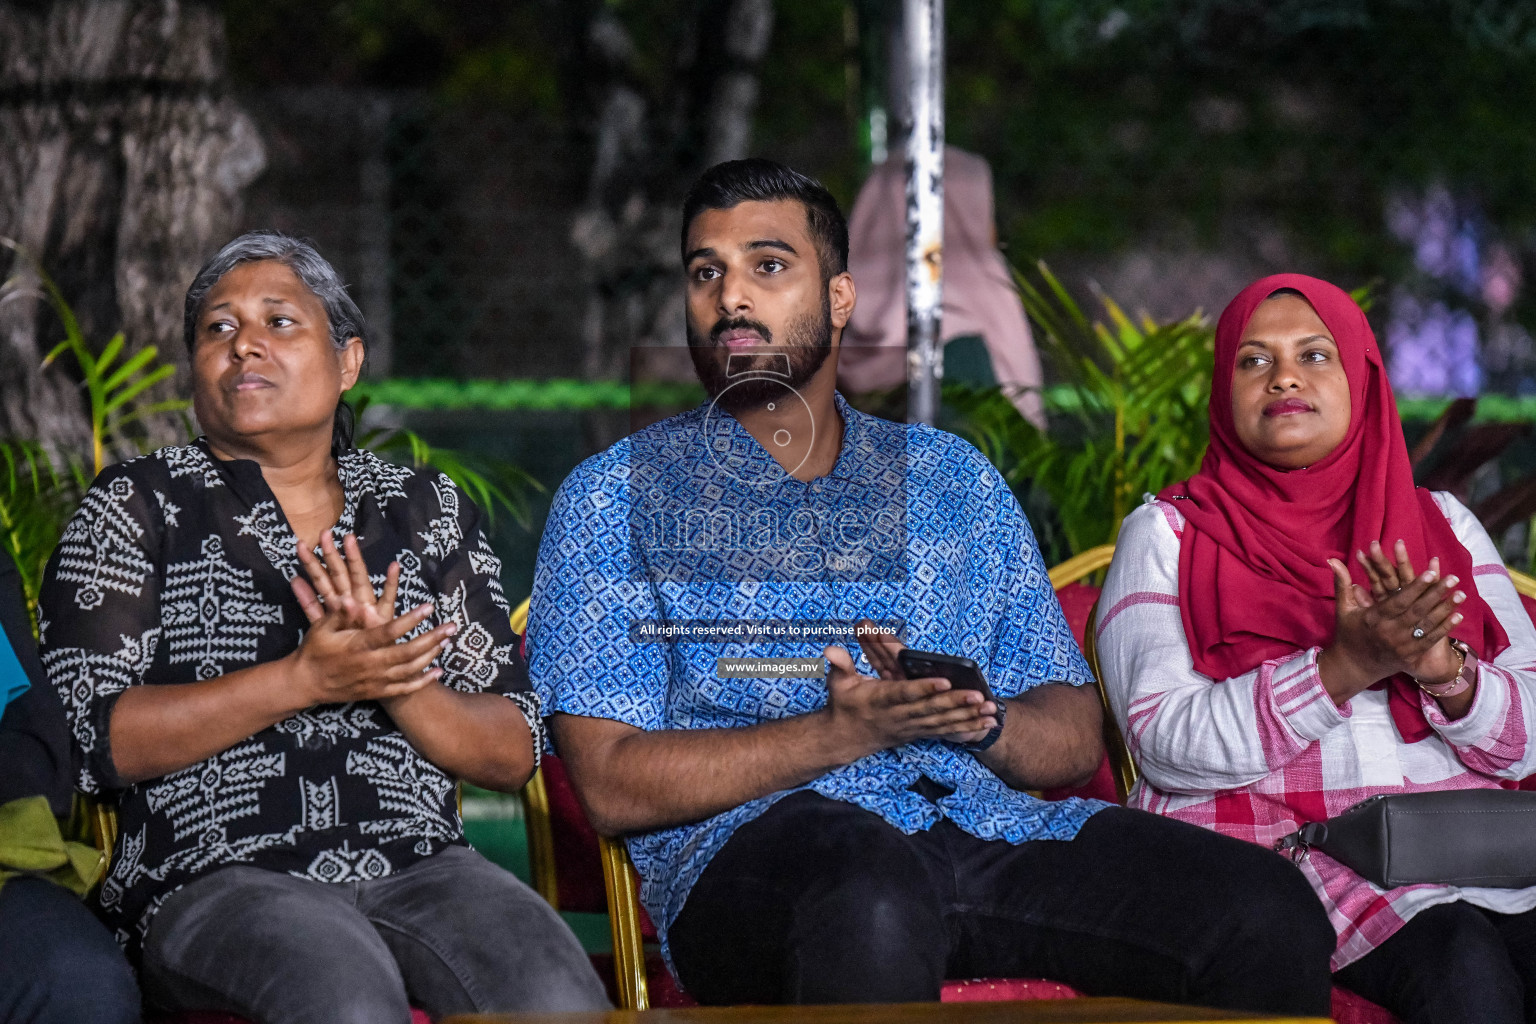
[
  {"left": 286, "top": 532, "right": 456, "bottom": 706},
  {"left": 1322, "top": 539, "right": 1465, "bottom": 697},
  {"left": 292, "top": 532, "right": 400, "bottom": 630}
]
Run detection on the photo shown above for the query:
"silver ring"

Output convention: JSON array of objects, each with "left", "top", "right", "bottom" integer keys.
[{"left": 1412, "top": 626, "right": 1426, "bottom": 639}]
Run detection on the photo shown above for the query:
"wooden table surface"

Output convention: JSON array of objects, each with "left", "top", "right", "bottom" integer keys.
[{"left": 443, "top": 998, "right": 1331, "bottom": 1024}]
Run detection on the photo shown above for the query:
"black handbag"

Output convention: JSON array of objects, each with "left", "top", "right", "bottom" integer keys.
[{"left": 1274, "top": 790, "right": 1536, "bottom": 889}]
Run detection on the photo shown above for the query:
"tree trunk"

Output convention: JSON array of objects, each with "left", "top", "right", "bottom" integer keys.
[
  {"left": 568, "top": 0, "right": 775, "bottom": 384},
  {"left": 0, "top": 0, "right": 265, "bottom": 455}
]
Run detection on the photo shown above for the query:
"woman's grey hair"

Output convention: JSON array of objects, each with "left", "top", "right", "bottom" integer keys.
[{"left": 183, "top": 231, "right": 368, "bottom": 455}]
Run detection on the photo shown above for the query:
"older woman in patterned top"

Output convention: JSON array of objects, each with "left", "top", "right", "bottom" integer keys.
[{"left": 38, "top": 231, "right": 608, "bottom": 1024}]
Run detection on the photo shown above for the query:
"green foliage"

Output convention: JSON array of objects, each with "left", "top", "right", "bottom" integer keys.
[
  {"left": 221, "top": 0, "right": 569, "bottom": 119},
  {"left": 40, "top": 326, "right": 186, "bottom": 478},
  {"left": 0, "top": 442, "right": 87, "bottom": 625},
  {"left": 942, "top": 0, "right": 1536, "bottom": 344},
  {"left": 946, "top": 262, "right": 1214, "bottom": 558},
  {"left": 349, "top": 377, "right": 706, "bottom": 412},
  {"left": 0, "top": 240, "right": 181, "bottom": 623},
  {"left": 2, "top": 239, "right": 189, "bottom": 476},
  {"left": 354, "top": 397, "right": 545, "bottom": 531}
]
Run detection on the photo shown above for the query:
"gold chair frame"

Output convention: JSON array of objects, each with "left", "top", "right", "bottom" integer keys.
[
  {"left": 1508, "top": 566, "right": 1536, "bottom": 601},
  {"left": 598, "top": 833, "right": 651, "bottom": 1009},
  {"left": 511, "top": 596, "right": 644, "bottom": 1003},
  {"left": 1047, "top": 544, "right": 1137, "bottom": 802},
  {"left": 509, "top": 597, "right": 561, "bottom": 909}
]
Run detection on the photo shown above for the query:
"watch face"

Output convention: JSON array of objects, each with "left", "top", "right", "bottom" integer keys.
[
  {"left": 1418, "top": 638, "right": 1473, "bottom": 696},
  {"left": 1451, "top": 640, "right": 1473, "bottom": 676}
]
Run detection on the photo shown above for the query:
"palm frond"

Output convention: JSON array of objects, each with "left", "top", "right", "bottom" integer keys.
[
  {"left": 6, "top": 240, "right": 190, "bottom": 474},
  {"left": 944, "top": 261, "right": 1216, "bottom": 558},
  {"left": 353, "top": 397, "right": 544, "bottom": 530},
  {"left": 0, "top": 442, "right": 87, "bottom": 627}
]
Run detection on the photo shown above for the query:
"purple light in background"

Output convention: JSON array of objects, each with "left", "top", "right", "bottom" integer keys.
[
  {"left": 1483, "top": 243, "right": 1522, "bottom": 317},
  {"left": 1386, "top": 292, "right": 1481, "bottom": 396},
  {"left": 1383, "top": 185, "right": 1501, "bottom": 396},
  {"left": 1387, "top": 185, "right": 1482, "bottom": 295}
]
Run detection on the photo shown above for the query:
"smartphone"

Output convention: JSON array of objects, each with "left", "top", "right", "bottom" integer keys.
[{"left": 896, "top": 648, "right": 997, "bottom": 703}]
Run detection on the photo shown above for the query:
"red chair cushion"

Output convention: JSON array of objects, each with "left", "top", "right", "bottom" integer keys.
[
  {"left": 539, "top": 755, "right": 615, "bottom": 916},
  {"left": 1041, "top": 752, "right": 1119, "bottom": 804},
  {"left": 943, "top": 979, "right": 1396, "bottom": 1019},
  {"left": 614, "top": 969, "right": 1086, "bottom": 1008},
  {"left": 541, "top": 754, "right": 661, "bottom": 938},
  {"left": 150, "top": 1013, "right": 432, "bottom": 1023},
  {"left": 1331, "top": 985, "right": 1400, "bottom": 1023},
  {"left": 1042, "top": 579, "right": 1119, "bottom": 804},
  {"left": 1055, "top": 580, "right": 1101, "bottom": 650},
  {"left": 645, "top": 953, "right": 698, "bottom": 1008},
  {"left": 941, "top": 978, "right": 1082, "bottom": 1001}
]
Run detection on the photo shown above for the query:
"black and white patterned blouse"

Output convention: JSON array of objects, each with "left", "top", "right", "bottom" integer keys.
[{"left": 37, "top": 439, "right": 540, "bottom": 952}]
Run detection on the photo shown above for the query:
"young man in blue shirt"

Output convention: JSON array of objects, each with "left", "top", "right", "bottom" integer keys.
[{"left": 530, "top": 158, "right": 1333, "bottom": 1013}]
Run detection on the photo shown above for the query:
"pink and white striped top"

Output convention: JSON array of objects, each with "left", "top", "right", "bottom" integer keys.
[{"left": 1098, "top": 493, "right": 1536, "bottom": 970}]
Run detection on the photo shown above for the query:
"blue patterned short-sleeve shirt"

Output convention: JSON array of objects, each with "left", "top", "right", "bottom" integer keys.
[{"left": 530, "top": 393, "right": 1104, "bottom": 963}]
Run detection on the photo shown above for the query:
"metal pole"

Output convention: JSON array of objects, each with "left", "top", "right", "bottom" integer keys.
[{"left": 903, "top": 0, "right": 943, "bottom": 425}]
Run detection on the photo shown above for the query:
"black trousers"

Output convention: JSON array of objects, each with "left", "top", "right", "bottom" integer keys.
[
  {"left": 0, "top": 877, "right": 141, "bottom": 1024},
  {"left": 1335, "top": 900, "right": 1536, "bottom": 1024},
  {"left": 668, "top": 792, "right": 1335, "bottom": 1014}
]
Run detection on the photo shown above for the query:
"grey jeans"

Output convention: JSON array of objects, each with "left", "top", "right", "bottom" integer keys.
[{"left": 140, "top": 845, "right": 610, "bottom": 1024}]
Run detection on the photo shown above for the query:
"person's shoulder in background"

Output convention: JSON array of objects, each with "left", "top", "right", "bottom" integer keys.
[{"left": 0, "top": 551, "right": 74, "bottom": 815}]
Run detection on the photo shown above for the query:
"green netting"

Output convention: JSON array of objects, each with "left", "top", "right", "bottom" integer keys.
[
  {"left": 352, "top": 378, "right": 707, "bottom": 411},
  {"left": 352, "top": 377, "right": 1536, "bottom": 423}
]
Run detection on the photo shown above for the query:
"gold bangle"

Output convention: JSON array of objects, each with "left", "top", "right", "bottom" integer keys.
[{"left": 1415, "top": 639, "right": 1470, "bottom": 697}]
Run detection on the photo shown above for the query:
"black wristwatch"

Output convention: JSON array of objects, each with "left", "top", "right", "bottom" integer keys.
[{"left": 962, "top": 698, "right": 1008, "bottom": 752}]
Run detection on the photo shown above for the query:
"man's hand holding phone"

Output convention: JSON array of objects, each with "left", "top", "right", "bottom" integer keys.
[{"left": 819, "top": 619, "right": 998, "bottom": 760}]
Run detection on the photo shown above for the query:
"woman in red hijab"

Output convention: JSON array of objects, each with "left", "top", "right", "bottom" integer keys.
[{"left": 1097, "top": 274, "right": 1536, "bottom": 1024}]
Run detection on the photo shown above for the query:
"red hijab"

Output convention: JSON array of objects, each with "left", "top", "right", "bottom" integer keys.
[{"left": 1159, "top": 274, "right": 1507, "bottom": 741}]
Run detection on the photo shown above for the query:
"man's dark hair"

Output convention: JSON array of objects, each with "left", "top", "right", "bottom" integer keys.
[{"left": 681, "top": 159, "right": 849, "bottom": 281}]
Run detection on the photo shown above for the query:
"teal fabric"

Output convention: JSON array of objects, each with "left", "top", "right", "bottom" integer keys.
[
  {"left": 0, "top": 629, "right": 28, "bottom": 713},
  {"left": 942, "top": 334, "right": 999, "bottom": 388}
]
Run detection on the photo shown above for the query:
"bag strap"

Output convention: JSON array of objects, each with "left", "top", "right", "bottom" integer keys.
[{"left": 1273, "top": 821, "right": 1329, "bottom": 864}]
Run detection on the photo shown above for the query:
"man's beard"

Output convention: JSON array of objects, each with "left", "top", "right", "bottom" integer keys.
[{"left": 687, "top": 295, "right": 833, "bottom": 413}]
